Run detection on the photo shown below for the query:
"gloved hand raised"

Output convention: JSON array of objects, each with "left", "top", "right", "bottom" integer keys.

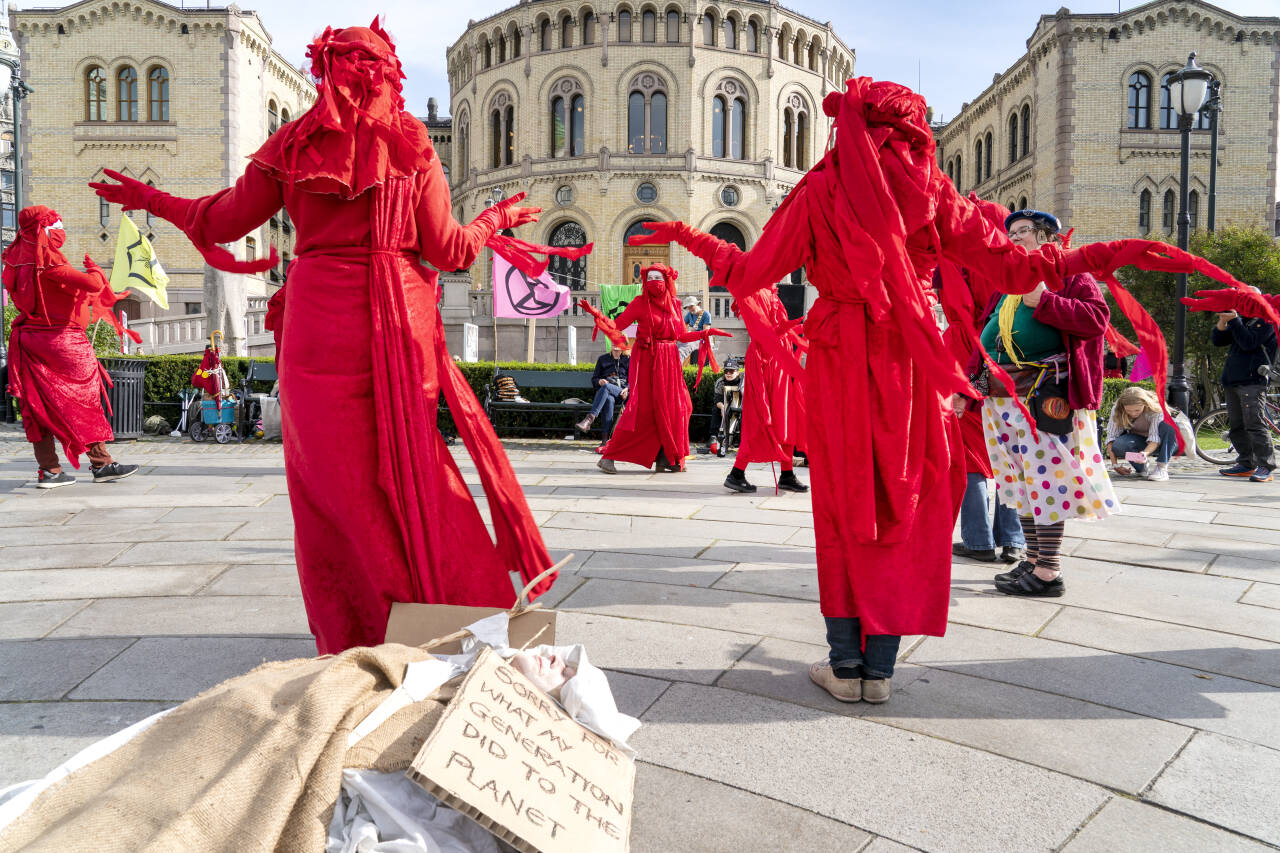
[{"left": 88, "top": 169, "right": 160, "bottom": 213}]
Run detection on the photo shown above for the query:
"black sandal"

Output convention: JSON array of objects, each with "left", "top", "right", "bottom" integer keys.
[
  {"left": 995, "top": 571, "right": 1065, "bottom": 597},
  {"left": 994, "top": 560, "right": 1035, "bottom": 584}
]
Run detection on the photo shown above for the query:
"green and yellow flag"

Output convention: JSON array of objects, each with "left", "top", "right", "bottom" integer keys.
[
  {"left": 600, "top": 283, "right": 641, "bottom": 321},
  {"left": 109, "top": 213, "right": 170, "bottom": 309}
]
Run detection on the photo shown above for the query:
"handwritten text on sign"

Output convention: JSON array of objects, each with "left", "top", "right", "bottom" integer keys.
[{"left": 410, "top": 648, "right": 634, "bottom": 853}]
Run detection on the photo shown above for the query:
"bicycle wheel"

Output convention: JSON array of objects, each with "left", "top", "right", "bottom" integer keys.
[{"left": 1193, "top": 406, "right": 1235, "bottom": 465}]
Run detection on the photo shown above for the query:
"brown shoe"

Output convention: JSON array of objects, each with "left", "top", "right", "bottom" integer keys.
[
  {"left": 575, "top": 415, "right": 595, "bottom": 432},
  {"left": 597, "top": 457, "right": 617, "bottom": 474},
  {"left": 862, "top": 678, "right": 891, "bottom": 704},
  {"left": 808, "top": 661, "right": 861, "bottom": 703}
]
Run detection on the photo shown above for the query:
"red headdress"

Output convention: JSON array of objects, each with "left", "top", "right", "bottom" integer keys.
[
  {"left": 2, "top": 206, "right": 66, "bottom": 320},
  {"left": 640, "top": 262, "right": 681, "bottom": 311}
]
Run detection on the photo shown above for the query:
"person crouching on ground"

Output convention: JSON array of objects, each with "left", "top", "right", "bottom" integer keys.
[
  {"left": 1105, "top": 386, "right": 1178, "bottom": 482},
  {"left": 970, "top": 209, "right": 1118, "bottom": 598},
  {"left": 2, "top": 206, "right": 138, "bottom": 488},
  {"left": 577, "top": 344, "right": 629, "bottom": 450}
]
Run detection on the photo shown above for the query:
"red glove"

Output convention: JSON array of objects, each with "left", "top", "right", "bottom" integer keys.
[
  {"left": 88, "top": 168, "right": 162, "bottom": 213},
  {"left": 485, "top": 192, "right": 541, "bottom": 231},
  {"left": 626, "top": 221, "right": 688, "bottom": 247},
  {"left": 1180, "top": 289, "right": 1241, "bottom": 314}
]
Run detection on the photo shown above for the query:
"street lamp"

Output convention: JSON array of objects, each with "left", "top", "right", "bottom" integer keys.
[
  {"left": 1166, "top": 52, "right": 1214, "bottom": 416},
  {"left": 1203, "top": 79, "right": 1222, "bottom": 232},
  {"left": 0, "top": 1, "right": 31, "bottom": 424}
]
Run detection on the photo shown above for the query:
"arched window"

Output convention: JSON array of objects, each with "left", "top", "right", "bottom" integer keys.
[
  {"left": 724, "top": 18, "right": 737, "bottom": 50},
  {"left": 777, "top": 29, "right": 786, "bottom": 59},
  {"left": 1159, "top": 72, "right": 1177, "bottom": 130},
  {"left": 86, "top": 66, "right": 107, "bottom": 121},
  {"left": 505, "top": 104, "right": 516, "bottom": 163},
  {"left": 560, "top": 15, "right": 573, "bottom": 48},
  {"left": 944, "top": 159, "right": 953, "bottom": 183},
  {"left": 1018, "top": 195, "right": 1028, "bottom": 210},
  {"left": 666, "top": 10, "right": 680, "bottom": 42},
  {"left": 627, "top": 74, "right": 667, "bottom": 154},
  {"left": 99, "top": 195, "right": 110, "bottom": 227},
  {"left": 245, "top": 236, "right": 257, "bottom": 262},
  {"left": 1162, "top": 189, "right": 1175, "bottom": 233},
  {"left": 707, "top": 222, "right": 747, "bottom": 291},
  {"left": 955, "top": 154, "right": 962, "bottom": 190},
  {"left": 583, "top": 12, "right": 596, "bottom": 45},
  {"left": 512, "top": 28, "right": 521, "bottom": 57},
  {"left": 1020, "top": 104, "right": 1030, "bottom": 157},
  {"left": 1128, "top": 71, "right": 1151, "bottom": 129},
  {"left": 730, "top": 97, "right": 746, "bottom": 160},
  {"left": 180, "top": 23, "right": 189, "bottom": 35},
  {"left": 782, "top": 109, "right": 793, "bottom": 168},
  {"left": 702, "top": 13, "right": 715, "bottom": 46},
  {"left": 1008, "top": 112, "right": 1018, "bottom": 164},
  {"left": 782, "top": 94, "right": 809, "bottom": 170},
  {"left": 618, "top": 10, "right": 632, "bottom": 42},
  {"left": 281, "top": 107, "right": 290, "bottom": 124},
  {"left": 642, "top": 10, "right": 656, "bottom": 42},
  {"left": 550, "top": 80, "right": 585, "bottom": 158},
  {"left": 1138, "top": 189, "right": 1152, "bottom": 234},
  {"left": 984, "top": 131, "right": 993, "bottom": 180},
  {"left": 148, "top": 67, "right": 169, "bottom": 121},
  {"left": 746, "top": 20, "right": 758, "bottom": 53},
  {"left": 792, "top": 35, "right": 802, "bottom": 65},
  {"left": 808, "top": 40, "right": 818, "bottom": 71},
  {"left": 712, "top": 96, "right": 726, "bottom": 158},
  {"left": 497, "top": 34, "right": 506, "bottom": 63},
  {"left": 974, "top": 139, "right": 983, "bottom": 184},
  {"left": 457, "top": 111, "right": 470, "bottom": 175},
  {"left": 492, "top": 109, "right": 502, "bottom": 166},
  {"left": 796, "top": 111, "right": 808, "bottom": 170},
  {"left": 1189, "top": 189, "right": 1200, "bottom": 231},
  {"left": 548, "top": 221, "right": 588, "bottom": 290},
  {"left": 267, "top": 99, "right": 279, "bottom": 134},
  {"left": 118, "top": 66, "right": 138, "bottom": 121},
  {"left": 539, "top": 18, "right": 551, "bottom": 50},
  {"left": 490, "top": 94, "right": 514, "bottom": 167},
  {"left": 482, "top": 38, "right": 492, "bottom": 68}
]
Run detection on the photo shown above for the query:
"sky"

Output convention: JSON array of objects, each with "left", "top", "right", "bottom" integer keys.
[{"left": 142, "top": 0, "right": 1280, "bottom": 122}]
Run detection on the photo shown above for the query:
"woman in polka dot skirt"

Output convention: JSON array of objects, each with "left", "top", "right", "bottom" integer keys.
[{"left": 971, "top": 210, "right": 1117, "bottom": 597}]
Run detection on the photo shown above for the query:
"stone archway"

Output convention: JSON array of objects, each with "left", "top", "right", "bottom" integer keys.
[{"left": 622, "top": 220, "right": 669, "bottom": 284}]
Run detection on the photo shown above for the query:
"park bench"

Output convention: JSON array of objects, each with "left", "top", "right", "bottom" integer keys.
[{"left": 482, "top": 369, "right": 622, "bottom": 437}]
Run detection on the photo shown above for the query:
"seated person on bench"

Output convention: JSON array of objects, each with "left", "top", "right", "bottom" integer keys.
[
  {"left": 576, "top": 344, "right": 630, "bottom": 445},
  {"left": 708, "top": 357, "right": 743, "bottom": 454}
]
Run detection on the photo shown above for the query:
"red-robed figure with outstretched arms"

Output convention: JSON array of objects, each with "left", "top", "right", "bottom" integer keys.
[
  {"left": 3, "top": 205, "right": 140, "bottom": 487},
  {"left": 579, "top": 263, "right": 729, "bottom": 473},
  {"left": 91, "top": 21, "right": 563, "bottom": 654}
]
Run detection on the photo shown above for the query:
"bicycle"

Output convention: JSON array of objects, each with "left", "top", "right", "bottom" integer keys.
[{"left": 1193, "top": 367, "right": 1280, "bottom": 464}]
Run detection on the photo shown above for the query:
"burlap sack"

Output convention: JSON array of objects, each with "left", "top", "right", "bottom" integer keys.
[{"left": 0, "top": 644, "right": 459, "bottom": 852}]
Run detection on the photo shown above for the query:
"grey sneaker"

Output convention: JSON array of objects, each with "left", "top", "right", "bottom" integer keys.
[
  {"left": 91, "top": 462, "right": 138, "bottom": 483},
  {"left": 809, "top": 661, "right": 861, "bottom": 703},
  {"left": 36, "top": 469, "right": 76, "bottom": 489},
  {"left": 862, "top": 678, "right": 891, "bottom": 704},
  {"left": 596, "top": 457, "right": 617, "bottom": 474}
]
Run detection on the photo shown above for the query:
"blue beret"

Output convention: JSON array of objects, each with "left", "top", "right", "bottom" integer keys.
[{"left": 1004, "top": 209, "right": 1061, "bottom": 234}]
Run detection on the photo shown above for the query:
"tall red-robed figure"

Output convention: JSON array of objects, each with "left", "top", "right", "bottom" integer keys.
[{"left": 92, "top": 21, "right": 558, "bottom": 653}]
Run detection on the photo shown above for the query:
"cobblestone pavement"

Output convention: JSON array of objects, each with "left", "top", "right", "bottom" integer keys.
[{"left": 1, "top": 429, "right": 1278, "bottom": 852}]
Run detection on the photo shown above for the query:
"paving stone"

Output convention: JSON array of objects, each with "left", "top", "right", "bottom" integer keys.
[
  {"left": 0, "top": 521, "right": 244, "bottom": 547},
  {"left": 229, "top": 518, "right": 294, "bottom": 540},
  {"left": 557, "top": 578, "right": 826, "bottom": 645},
  {"left": 1208, "top": 554, "right": 1280, "bottom": 584},
  {"left": 64, "top": 507, "right": 170, "bottom": 526},
  {"left": 555, "top": 611, "right": 756, "bottom": 685},
  {"left": 68, "top": 636, "right": 318, "bottom": 701},
  {"left": 0, "top": 508, "right": 75, "bottom": 527},
  {"left": 712, "top": 562, "right": 821, "bottom": 601},
  {"left": 1113, "top": 501, "right": 1217, "bottom": 523},
  {"left": 10, "top": 492, "right": 274, "bottom": 509},
  {"left": 911, "top": 624, "right": 1280, "bottom": 751},
  {"left": 575, "top": 551, "right": 731, "bottom": 587},
  {"left": 1241, "top": 582, "right": 1280, "bottom": 610},
  {"left": 1062, "top": 796, "right": 1274, "bottom": 853},
  {"left": 693, "top": 504, "right": 815, "bottom": 528},
  {"left": 0, "top": 638, "right": 133, "bottom": 700},
  {"left": 630, "top": 762, "right": 865, "bottom": 853},
  {"left": 601, "top": 670, "right": 669, "bottom": 719},
  {"left": 200, "top": 564, "right": 301, "bottom": 596},
  {"left": 945, "top": 590, "right": 1060, "bottom": 634},
  {"left": 1072, "top": 540, "right": 1214, "bottom": 573},
  {"left": 1148, "top": 731, "right": 1280, "bottom": 847},
  {"left": 540, "top": 527, "right": 711, "bottom": 559},
  {"left": 0, "top": 542, "right": 130, "bottom": 570},
  {"left": 858, "top": 666, "right": 1192, "bottom": 793},
  {"left": 50, "top": 595, "right": 311, "bottom": 638},
  {"left": 697, "top": 541, "right": 816, "bottom": 567},
  {"left": 1168, "top": 533, "right": 1280, "bottom": 564},
  {"left": 1213, "top": 510, "right": 1280, "bottom": 531},
  {"left": 861, "top": 839, "right": 923, "bottom": 853},
  {"left": 0, "top": 566, "right": 225, "bottom": 602},
  {"left": 0, "top": 600, "right": 88, "bottom": 639},
  {"left": 0, "top": 701, "right": 173, "bottom": 788},
  {"left": 543, "top": 549, "right": 593, "bottom": 576},
  {"left": 109, "top": 539, "right": 294, "bottom": 566},
  {"left": 1040, "top": 608, "right": 1280, "bottom": 687},
  {"left": 633, "top": 683, "right": 1107, "bottom": 853},
  {"left": 158, "top": 505, "right": 292, "bottom": 523}
]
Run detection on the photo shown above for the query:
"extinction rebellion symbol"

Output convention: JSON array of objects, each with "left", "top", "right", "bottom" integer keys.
[{"left": 504, "top": 264, "right": 564, "bottom": 317}]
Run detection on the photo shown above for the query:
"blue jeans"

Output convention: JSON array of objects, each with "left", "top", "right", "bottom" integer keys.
[
  {"left": 589, "top": 383, "right": 623, "bottom": 435},
  {"left": 825, "top": 617, "right": 901, "bottom": 680},
  {"left": 1110, "top": 422, "right": 1177, "bottom": 472},
  {"left": 959, "top": 472, "right": 1026, "bottom": 551}
]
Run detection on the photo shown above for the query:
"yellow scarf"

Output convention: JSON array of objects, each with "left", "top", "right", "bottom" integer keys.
[{"left": 997, "top": 295, "right": 1030, "bottom": 367}]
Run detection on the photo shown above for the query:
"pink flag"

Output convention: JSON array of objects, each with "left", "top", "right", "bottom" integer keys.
[
  {"left": 1129, "top": 349, "right": 1153, "bottom": 382},
  {"left": 492, "top": 254, "right": 571, "bottom": 319}
]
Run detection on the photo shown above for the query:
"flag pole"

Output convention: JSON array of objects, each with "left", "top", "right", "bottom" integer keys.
[{"left": 526, "top": 317, "right": 536, "bottom": 363}]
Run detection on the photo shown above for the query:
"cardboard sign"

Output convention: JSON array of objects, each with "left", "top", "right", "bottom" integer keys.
[
  {"left": 385, "top": 604, "right": 556, "bottom": 655},
  {"left": 409, "top": 648, "right": 634, "bottom": 853}
]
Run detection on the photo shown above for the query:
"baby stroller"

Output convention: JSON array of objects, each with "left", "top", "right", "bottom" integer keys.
[{"left": 186, "top": 331, "right": 241, "bottom": 444}]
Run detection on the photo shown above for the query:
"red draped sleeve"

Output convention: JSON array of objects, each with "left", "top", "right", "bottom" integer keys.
[
  {"left": 415, "top": 157, "right": 503, "bottom": 272},
  {"left": 147, "top": 163, "right": 285, "bottom": 249}
]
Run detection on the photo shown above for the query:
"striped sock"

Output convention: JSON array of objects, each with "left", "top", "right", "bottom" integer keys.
[
  {"left": 1018, "top": 515, "right": 1039, "bottom": 564},
  {"left": 1035, "top": 521, "right": 1065, "bottom": 574}
]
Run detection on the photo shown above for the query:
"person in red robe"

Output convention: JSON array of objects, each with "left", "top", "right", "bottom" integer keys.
[
  {"left": 721, "top": 290, "right": 808, "bottom": 494},
  {"left": 91, "top": 20, "right": 562, "bottom": 654},
  {"left": 630, "top": 80, "right": 1089, "bottom": 704},
  {"left": 581, "top": 263, "right": 728, "bottom": 474},
  {"left": 2, "top": 206, "right": 138, "bottom": 488}
]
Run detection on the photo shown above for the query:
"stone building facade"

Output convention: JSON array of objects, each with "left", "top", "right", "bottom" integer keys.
[
  {"left": 933, "top": 1, "right": 1280, "bottom": 246},
  {"left": 444, "top": 0, "right": 855, "bottom": 304},
  {"left": 11, "top": 0, "right": 313, "bottom": 352}
]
